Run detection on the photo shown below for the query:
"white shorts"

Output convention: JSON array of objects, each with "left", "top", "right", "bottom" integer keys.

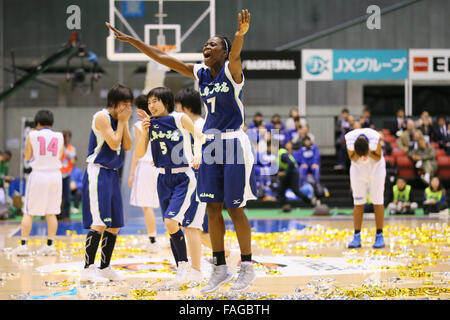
[
  {"left": 350, "top": 158, "right": 386, "bottom": 205},
  {"left": 23, "top": 170, "right": 62, "bottom": 216},
  {"left": 130, "top": 160, "right": 160, "bottom": 208}
]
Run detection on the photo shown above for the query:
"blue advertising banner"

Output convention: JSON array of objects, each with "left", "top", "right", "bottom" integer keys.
[{"left": 333, "top": 50, "right": 408, "bottom": 80}]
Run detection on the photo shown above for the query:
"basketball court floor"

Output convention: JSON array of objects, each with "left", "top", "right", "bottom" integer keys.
[{"left": 0, "top": 206, "right": 448, "bottom": 300}]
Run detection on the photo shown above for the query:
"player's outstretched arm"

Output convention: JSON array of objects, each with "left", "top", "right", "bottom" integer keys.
[
  {"left": 180, "top": 114, "right": 205, "bottom": 170},
  {"left": 106, "top": 22, "right": 195, "bottom": 78},
  {"left": 228, "top": 9, "right": 251, "bottom": 84}
]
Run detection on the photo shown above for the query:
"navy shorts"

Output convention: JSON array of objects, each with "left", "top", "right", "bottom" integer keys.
[
  {"left": 82, "top": 164, "right": 124, "bottom": 229},
  {"left": 158, "top": 168, "right": 206, "bottom": 230},
  {"left": 197, "top": 132, "right": 257, "bottom": 208}
]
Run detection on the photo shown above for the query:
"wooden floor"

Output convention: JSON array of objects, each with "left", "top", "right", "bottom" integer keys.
[{"left": 0, "top": 215, "right": 449, "bottom": 300}]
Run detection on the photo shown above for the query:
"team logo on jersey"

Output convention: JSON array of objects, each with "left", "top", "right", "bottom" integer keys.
[
  {"left": 167, "top": 211, "right": 176, "bottom": 216},
  {"left": 200, "top": 82, "right": 230, "bottom": 97},
  {"left": 200, "top": 193, "right": 215, "bottom": 199},
  {"left": 233, "top": 199, "right": 241, "bottom": 205},
  {"left": 150, "top": 130, "right": 181, "bottom": 142}
]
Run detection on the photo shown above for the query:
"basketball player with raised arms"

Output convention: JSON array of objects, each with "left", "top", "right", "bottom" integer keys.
[
  {"left": 128, "top": 95, "right": 160, "bottom": 254},
  {"left": 80, "top": 84, "right": 133, "bottom": 283},
  {"left": 107, "top": 9, "right": 257, "bottom": 293},
  {"left": 345, "top": 127, "right": 386, "bottom": 249},
  {"left": 135, "top": 87, "right": 205, "bottom": 289},
  {"left": 13, "top": 110, "right": 64, "bottom": 257}
]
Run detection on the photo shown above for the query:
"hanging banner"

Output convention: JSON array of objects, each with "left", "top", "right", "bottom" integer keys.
[
  {"left": 241, "top": 51, "right": 301, "bottom": 79},
  {"left": 333, "top": 50, "right": 408, "bottom": 80},
  {"left": 410, "top": 49, "right": 450, "bottom": 80},
  {"left": 302, "top": 49, "right": 408, "bottom": 80}
]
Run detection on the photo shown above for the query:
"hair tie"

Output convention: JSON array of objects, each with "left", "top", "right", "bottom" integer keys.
[{"left": 358, "top": 134, "right": 369, "bottom": 142}]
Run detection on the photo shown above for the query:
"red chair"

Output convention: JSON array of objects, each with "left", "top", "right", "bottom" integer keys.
[
  {"left": 396, "top": 156, "right": 415, "bottom": 179},
  {"left": 392, "top": 149, "right": 407, "bottom": 157},
  {"left": 438, "top": 156, "right": 450, "bottom": 179},
  {"left": 382, "top": 129, "right": 391, "bottom": 137},
  {"left": 390, "top": 141, "right": 398, "bottom": 149},
  {"left": 430, "top": 142, "right": 439, "bottom": 149},
  {"left": 435, "top": 149, "right": 446, "bottom": 158},
  {"left": 384, "top": 136, "right": 396, "bottom": 144}
]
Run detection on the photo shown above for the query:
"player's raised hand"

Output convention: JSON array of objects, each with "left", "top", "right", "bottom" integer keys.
[
  {"left": 137, "top": 109, "right": 150, "bottom": 121},
  {"left": 106, "top": 22, "right": 134, "bottom": 42},
  {"left": 236, "top": 9, "right": 251, "bottom": 36},
  {"left": 118, "top": 104, "right": 132, "bottom": 122}
]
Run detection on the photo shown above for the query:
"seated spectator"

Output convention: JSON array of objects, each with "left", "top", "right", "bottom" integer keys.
[
  {"left": 0, "top": 151, "right": 14, "bottom": 188},
  {"left": 294, "top": 137, "right": 320, "bottom": 187},
  {"left": 272, "top": 122, "right": 289, "bottom": 146},
  {"left": 285, "top": 109, "right": 299, "bottom": 131},
  {"left": 387, "top": 177, "right": 418, "bottom": 215},
  {"left": 334, "top": 110, "right": 352, "bottom": 170},
  {"left": 391, "top": 108, "right": 407, "bottom": 137},
  {"left": 286, "top": 117, "right": 301, "bottom": 143},
  {"left": 423, "top": 177, "right": 448, "bottom": 215},
  {"left": 434, "top": 116, "right": 448, "bottom": 148},
  {"left": 408, "top": 138, "right": 437, "bottom": 185},
  {"left": 398, "top": 119, "right": 417, "bottom": 152},
  {"left": 304, "top": 124, "right": 315, "bottom": 144},
  {"left": 359, "top": 108, "right": 375, "bottom": 129},
  {"left": 416, "top": 110, "right": 434, "bottom": 142},
  {"left": 266, "top": 114, "right": 285, "bottom": 131},
  {"left": 248, "top": 112, "right": 265, "bottom": 129},
  {"left": 335, "top": 108, "right": 351, "bottom": 138},
  {"left": 378, "top": 130, "right": 392, "bottom": 156},
  {"left": 291, "top": 125, "right": 307, "bottom": 149},
  {"left": 70, "top": 157, "right": 83, "bottom": 214}
]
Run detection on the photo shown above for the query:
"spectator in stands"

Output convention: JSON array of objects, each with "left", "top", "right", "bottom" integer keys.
[
  {"left": 286, "top": 117, "right": 300, "bottom": 143},
  {"left": 70, "top": 156, "right": 83, "bottom": 214},
  {"left": 285, "top": 109, "right": 299, "bottom": 131},
  {"left": 291, "top": 125, "right": 307, "bottom": 149},
  {"left": 60, "top": 130, "right": 76, "bottom": 221},
  {"left": 359, "top": 108, "right": 375, "bottom": 129},
  {"left": 387, "top": 177, "right": 418, "bottom": 215},
  {"left": 352, "top": 119, "right": 362, "bottom": 129},
  {"left": 398, "top": 119, "right": 417, "bottom": 152},
  {"left": 304, "top": 124, "right": 315, "bottom": 144},
  {"left": 423, "top": 177, "right": 448, "bottom": 215},
  {"left": 392, "top": 108, "right": 407, "bottom": 137},
  {"left": 446, "top": 123, "right": 450, "bottom": 155},
  {"left": 336, "top": 108, "right": 351, "bottom": 136},
  {"left": 417, "top": 111, "right": 434, "bottom": 143},
  {"left": 272, "top": 122, "right": 288, "bottom": 146},
  {"left": 408, "top": 138, "right": 437, "bottom": 185},
  {"left": 378, "top": 130, "right": 392, "bottom": 156},
  {"left": 434, "top": 116, "right": 448, "bottom": 149},
  {"left": 0, "top": 151, "right": 14, "bottom": 188},
  {"left": 294, "top": 136, "right": 321, "bottom": 187},
  {"left": 334, "top": 109, "right": 352, "bottom": 171},
  {"left": 266, "top": 114, "right": 285, "bottom": 131},
  {"left": 273, "top": 141, "right": 313, "bottom": 213},
  {"left": 248, "top": 112, "right": 265, "bottom": 129}
]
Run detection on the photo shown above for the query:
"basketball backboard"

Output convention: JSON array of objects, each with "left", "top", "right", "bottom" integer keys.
[{"left": 107, "top": 0, "right": 215, "bottom": 62}]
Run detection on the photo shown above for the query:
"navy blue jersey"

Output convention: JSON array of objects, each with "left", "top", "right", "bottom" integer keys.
[
  {"left": 149, "top": 112, "right": 192, "bottom": 168},
  {"left": 194, "top": 61, "right": 245, "bottom": 132},
  {"left": 86, "top": 109, "right": 124, "bottom": 169}
]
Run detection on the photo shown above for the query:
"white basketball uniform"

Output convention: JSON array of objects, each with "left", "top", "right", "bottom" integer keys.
[
  {"left": 130, "top": 121, "right": 160, "bottom": 208},
  {"left": 185, "top": 117, "right": 207, "bottom": 231},
  {"left": 23, "top": 128, "right": 64, "bottom": 216},
  {"left": 345, "top": 128, "right": 386, "bottom": 205}
]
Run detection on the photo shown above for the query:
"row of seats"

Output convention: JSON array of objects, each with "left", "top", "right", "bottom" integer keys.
[{"left": 381, "top": 129, "right": 450, "bottom": 179}]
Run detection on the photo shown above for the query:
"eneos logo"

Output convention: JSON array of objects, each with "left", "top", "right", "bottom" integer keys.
[
  {"left": 305, "top": 56, "right": 329, "bottom": 75},
  {"left": 413, "top": 57, "right": 428, "bottom": 72}
]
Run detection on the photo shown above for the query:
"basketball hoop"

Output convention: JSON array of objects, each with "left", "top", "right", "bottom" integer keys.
[{"left": 153, "top": 45, "right": 177, "bottom": 53}]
